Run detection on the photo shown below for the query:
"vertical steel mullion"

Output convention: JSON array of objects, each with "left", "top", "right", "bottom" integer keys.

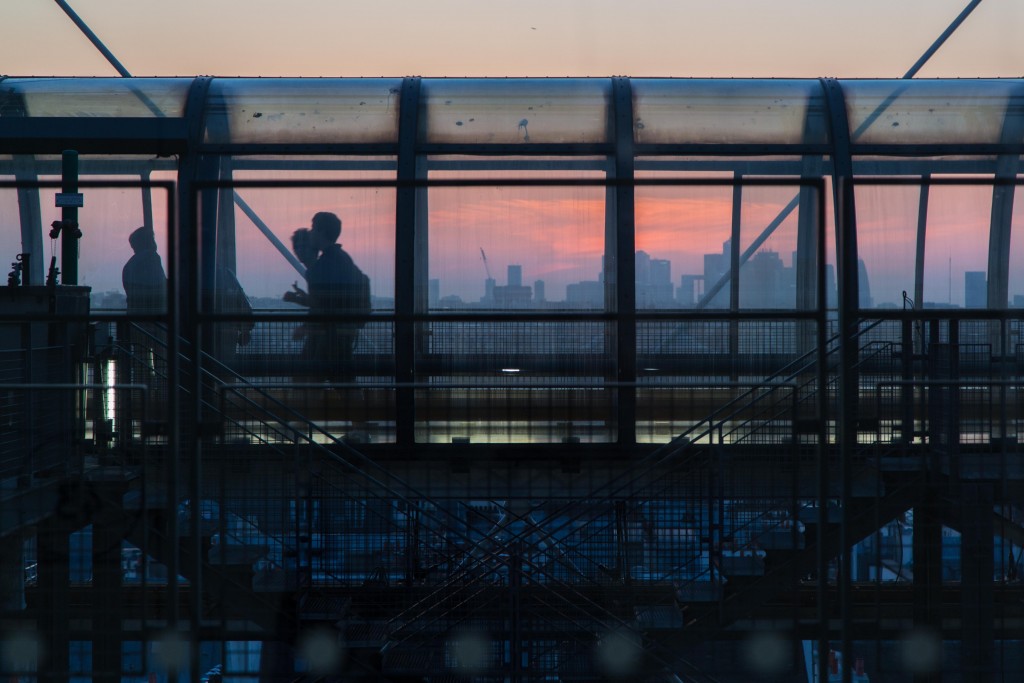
[
  {"left": 729, "top": 176, "right": 742, "bottom": 381},
  {"left": 822, "top": 77, "right": 859, "bottom": 683},
  {"left": 60, "top": 150, "right": 79, "bottom": 285},
  {"left": 612, "top": 78, "right": 636, "bottom": 446},
  {"left": 395, "top": 78, "right": 421, "bottom": 446},
  {"left": 176, "top": 76, "right": 212, "bottom": 683},
  {"left": 814, "top": 173, "right": 829, "bottom": 683},
  {"left": 914, "top": 177, "right": 929, "bottom": 314},
  {"left": 6, "top": 86, "right": 46, "bottom": 286}
]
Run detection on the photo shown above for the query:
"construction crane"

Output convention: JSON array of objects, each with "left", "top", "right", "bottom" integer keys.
[{"left": 480, "top": 247, "right": 493, "bottom": 280}]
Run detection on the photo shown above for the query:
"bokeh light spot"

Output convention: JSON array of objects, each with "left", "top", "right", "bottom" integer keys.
[
  {"left": 449, "top": 631, "right": 489, "bottom": 674},
  {"left": 153, "top": 632, "right": 189, "bottom": 671},
  {"left": 1, "top": 630, "right": 42, "bottom": 673},
  {"left": 902, "top": 628, "right": 942, "bottom": 674},
  {"left": 298, "top": 628, "right": 345, "bottom": 675},
  {"left": 594, "top": 627, "right": 642, "bottom": 679},
  {"left": 742, "top": 630, "right": 792, "bottom": 677}
]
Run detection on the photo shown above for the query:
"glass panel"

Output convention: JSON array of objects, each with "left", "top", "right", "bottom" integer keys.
[
  {"left": 418, "top": 321, "right": 613, "bottom": 444},
  {"left": 199, "top": 166, "right": 397, "bottom": 442},
  {"left": 427, "top": 164, "right": 606, "bottom": 309},
  {"left": 420, "top": 79, "right": 611, "bottom": 145},
  {"left": 224, "top": 171, "right": 396, "bottom": 305},
  {"left": 855, "top": 183, "right": 919, "bottom": 309},
  {"left": 1008, "top": 182, "right": 1024, "bottom": 307},
  {"left": 845, "top": 79, "right": 1024, "bottom": 146},
  {"left": 0, "top": 187, "right": 26, "bottom": 280},
  {"left": 635, "top": 170, "right": 734, "bottom": 309},
  {"left": 637, "top": 321, "right": 807, "bottom": 444},
  {"left": 0, "top": 78, "right": 191, "bottom": 117},
  {"left": 422, "top": 159, "right": 611, "bottom": 443},
  {"left": 203, "top": 78, "right": 403, "bottom": 145},
  {"left": 632, "top": 79, "right": 828, "bottom": 146},
  {"left": 737, "top": 185, "right": 802, "bottom": 309},
  {"left": 78, "top": 180, "right": 174, "bottom": 311},
  {"left": 923, "top": 183, "right": 991, "bottom": 308}
]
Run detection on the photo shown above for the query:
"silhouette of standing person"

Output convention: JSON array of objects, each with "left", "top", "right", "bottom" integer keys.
[
  {"left": 121, "top": 226, "right": 168, "bottom": 416},
  {"left": 305, "top": 212, "right": 370, "bottom": 383},
  {"left": 122, "top": 226, "right": 166, "bottom": 316}
]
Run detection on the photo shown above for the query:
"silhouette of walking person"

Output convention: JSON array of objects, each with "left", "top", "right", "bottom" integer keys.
[{"left": 304, "top": 212, "right": 370, "bottom": 383}]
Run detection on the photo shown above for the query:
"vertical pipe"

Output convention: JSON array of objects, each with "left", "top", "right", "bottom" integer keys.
[
  {"left": 176, "top": 75, "right": 212, "bottom": 683},
  {"left": 612, "top": 77, "right": 636, "bottom": 446},
  {"left": 821, "top": 77, "right": 859, "bottom": 683},
  {"left": 815, "top": 176, "right": 831, "bottom": 683},
  {"left": 914, "top": 178, "right": 929, "bottom": 313},
  {"left": 729, "top": 177, "right": 742, "bottom": 381},
  {"left": 394, "top": 78, "right": 420, "bottom": 446},
  {"left": 61, "top": 150, "right": 79, "bottom": 286}
]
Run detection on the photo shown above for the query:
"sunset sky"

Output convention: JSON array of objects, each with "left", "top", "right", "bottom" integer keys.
[
  {"left": 3, "top": 0, "right": 1024, "bottom": 306},
  {"left": 4, "top": 0, "right": 1022, "bottom": 78}
]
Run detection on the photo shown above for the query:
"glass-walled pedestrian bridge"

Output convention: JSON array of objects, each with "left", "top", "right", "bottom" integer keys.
[{"left": 3, "top": 77, "right": 1024, "bottom": 682}]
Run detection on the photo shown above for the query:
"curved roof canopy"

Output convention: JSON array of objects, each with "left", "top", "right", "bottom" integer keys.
[{"left": 2, "top": 77, "right": 1022, "bottom": 155}]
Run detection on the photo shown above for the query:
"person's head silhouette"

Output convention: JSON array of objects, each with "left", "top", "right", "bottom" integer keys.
[
  {"left": 311, "top": 212, "right": 341, "bottom": 250},
  {"left": 128, "top": 226, "right": 157, "bottom": 253},
  {"left": 291, "top": 228, "right": 319, "bottom": 268}
]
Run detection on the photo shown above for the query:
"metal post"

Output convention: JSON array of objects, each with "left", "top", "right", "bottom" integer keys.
[
  {"left": 816, "top": 175, "right": 831, "bottom": 683},
  {"left": 961, "top": 484, "right": 994, "bottom": 682},
  {"left": 822, "top": 77, "right": 859, "bottom": 683},
  {"left": 612, "top": 77, "right": 636, "bottom": 446},
  {"left": 61, "top": 150, "right": 79, "bottom": 285},
  {"left": 395, "top": 78, "right": 421, "bottom": 446},
  {"left": 729, "top": 176, "right": 742, "bottom": 381}
]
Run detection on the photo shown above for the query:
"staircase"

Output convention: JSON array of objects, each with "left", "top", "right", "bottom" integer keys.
[{"left": 77, "top": 315, "right": 941, "bottom": 682}]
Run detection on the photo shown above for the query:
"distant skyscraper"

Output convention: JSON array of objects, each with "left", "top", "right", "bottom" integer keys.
[
  {"left": 678, "top": 275, "right": 700, "bottom": 307},
  {"left": 566, "top": 281, "right": 604, "bottom": 307},
  {"left": 508, "top": 265, "right": 522, "bottom": 288},
  {"left": 493, "top": 265, "right": 532, "bottom": 308},
  {"left": 702, "top": 247, "right": 729, "bottom": 309},
  {"left": 635, "top": 251, "right": 651, "bottom": 287},
  {"left": 646, "top": 258, "right": 674, "bottom": 307},
  {"left": 429, "top": 278, "right": 440, "bottom": 308},
  {"left": 534, "top": 279, "right": 545, "bottom": 303},
  {"left": 857, "top": 259, "right": 873, "bottom": 309},
  {"left": 965, "top": 271, "right": 986, "bottom": 308},
  {"left": 741, "top": 250, "right": 785, "bottom": 308}
]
